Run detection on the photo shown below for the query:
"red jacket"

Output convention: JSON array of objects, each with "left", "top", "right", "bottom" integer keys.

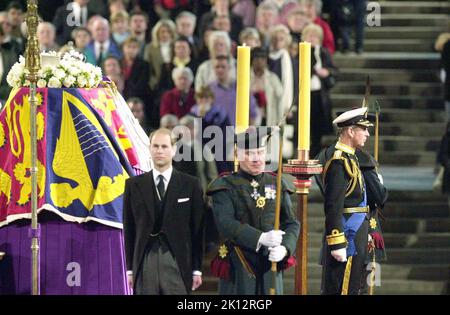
[
  {"left": 160, "top": 88, "right": 196, "bottom": 119},
  {"left": 314, "top": 17, "right": 335, "bottom": 55}
]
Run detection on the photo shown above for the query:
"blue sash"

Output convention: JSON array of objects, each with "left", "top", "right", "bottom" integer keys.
[{"left": 342, "top": 188, "right": 367, "bottom": 257}]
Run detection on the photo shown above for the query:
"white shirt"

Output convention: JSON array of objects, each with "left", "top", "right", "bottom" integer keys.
[
  {"left": 152, "top": 166, "right": 173, "bottom": 197},
  {"left": 311, "top": 46, "right": 322, "bottom": 91},
  {"left": 95, "top": 40, "right": 110, "bottom": 60},
  {"left": 160, "top": 42, "right": 171, "bottom": 63}
]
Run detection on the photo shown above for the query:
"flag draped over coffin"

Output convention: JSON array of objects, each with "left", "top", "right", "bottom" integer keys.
[{"left": 0, "top": 87, "right": 148, "bottom": 228}]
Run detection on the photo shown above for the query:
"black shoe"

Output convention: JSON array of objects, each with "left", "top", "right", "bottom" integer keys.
[{"left": 355, "top": 48, "right": 363, "bottom": 54}]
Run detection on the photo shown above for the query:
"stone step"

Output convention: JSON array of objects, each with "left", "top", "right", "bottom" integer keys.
[
  {"left": 282, "top": 263, "right": 450, "bottom": 282},
  {"left": 365, "top": 27, "right": 445, "bottom": 39},
  {"left": 305, "top": 217, "right": 450, "bottom": 234},
  {"left": 288, "top": 232, "right": 450, "bottom": 249},
  {"left": 377, "top": 152, "right": 437, "bottom": 166},
  {"left": 322, "top": 135, "right": 440, "bottom": 152},
  {"left": 331, "top": 94, "right": 444, "bottom": 110},
  {"left": 333, "top": 53, "right": 441, "bottom": 69},
  {"left": 308, "top": 189, "right": 445, "bottom": 202},
  {"left": 332, "top": 82, "right": 442, "bottom": 97},
  {"left": 331, "top": 107, "right": 444, "bottom": 123},
  {"left": 378, "top": 123, "right": 446, "bottom": 137},
  {"left": 364, "top": 39, "right": 434, "bottom": 52},
  {"left": 203, "top": 263, "right": 450, "bottom": 286},
  {"left": 379, "top": 14, "right": 450, "bottom": 27},
  {"left": 196, "top": 278, "right": 448, "bottom": 295},
  {"left": 305, "top": 202, "right": 449, "bottom": 219},
  {"left": 380, "top": 2, "right": 450, "bottom": 15},
  {"left": 337, "top": 67, "right": 441, "bottom": 83},
  {"left": 381, "top": 0, "right": 449, "bottom": 2}
]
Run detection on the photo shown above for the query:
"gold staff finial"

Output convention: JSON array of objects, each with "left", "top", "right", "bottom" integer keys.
[{"left": 25, "top": 0, "right": 41, "bottom": 81}]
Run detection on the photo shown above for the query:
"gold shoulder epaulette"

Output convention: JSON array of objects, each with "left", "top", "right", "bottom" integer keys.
[
  {"left": 322, "top": 150, "right": 345, "bottom": 183},
  {"left": 333, "top": 150, "right": 343, "bottom": 158}
]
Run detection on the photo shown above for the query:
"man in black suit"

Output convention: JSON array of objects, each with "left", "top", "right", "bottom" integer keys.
[{"left": 123, "top": 128, "right": 205, "bottom": 295}]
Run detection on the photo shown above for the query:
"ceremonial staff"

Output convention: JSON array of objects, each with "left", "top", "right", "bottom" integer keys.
[
  {"left": 368, "top": 100, "right": 381, "bottom": 296},
  {"left": 269, "top": 125, "right": 284, "bottom": 295},
  {"left": 24, "top": 0, "right": 41, "bottom": 295},
  {"left": 268, "top": 104, "right": 295, "bottom": 295}
]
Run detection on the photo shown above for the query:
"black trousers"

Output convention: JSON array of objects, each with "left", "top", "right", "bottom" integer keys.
[
  {"left": 321, "top": 220, "right": 369, "bottom": 295},
  {"left": 134, "top": 237, "right": 188, "bottom": 295}
]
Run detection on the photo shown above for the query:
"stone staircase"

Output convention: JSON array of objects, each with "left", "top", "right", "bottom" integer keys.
[{"left": 196, "top": 0, "right": 450, "bottom": 295}]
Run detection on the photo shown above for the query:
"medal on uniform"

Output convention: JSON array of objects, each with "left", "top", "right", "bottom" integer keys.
[
  {"left": 250, "top": 179, "right": 266, "bottom": 209},
  {"left": 256, "top": 196, "right": 266, "bottom": 208}
]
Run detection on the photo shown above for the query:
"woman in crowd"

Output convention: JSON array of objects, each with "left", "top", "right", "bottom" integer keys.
[
  {"left": 268, "top": 24, "right": 294, "bottom": 117},
  {"left": 160, "top": 67, "right": 196, "bottom": 119},
  {"left": 302, "top": 23, "right": 337, "bottom": 156},
  {"left": 144, "top": 19, "right": 177, "bottom": 97},
  {"left": 194, "top": 31, "right": 236, "bottom": 91}
]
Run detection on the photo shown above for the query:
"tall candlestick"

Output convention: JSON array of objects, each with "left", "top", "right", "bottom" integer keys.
[
  {"left": 235, "top": 45, "right": 250, "bottom": 134},
  {"left": 298, "top": 42, "right": 311, "bottom": 152}
]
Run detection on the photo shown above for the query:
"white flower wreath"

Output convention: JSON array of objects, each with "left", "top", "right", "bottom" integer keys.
[{"left": 7, "top": 50, "right": 103, "bottom": 89}]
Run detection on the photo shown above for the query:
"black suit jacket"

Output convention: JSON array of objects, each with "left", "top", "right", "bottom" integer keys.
[
  {"left": 123, "top": 169, "right": 205, "bottom": 292},
  {"left": 122, "top": 58, "right": 151, "bottom": 102},
  {"left": 0, "top": 44, "right": 17, "bottom": 101}
]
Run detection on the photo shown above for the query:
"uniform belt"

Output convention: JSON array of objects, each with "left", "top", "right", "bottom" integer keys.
[{"left": 342, "top": 206, "right": 369, "bottom": 214}]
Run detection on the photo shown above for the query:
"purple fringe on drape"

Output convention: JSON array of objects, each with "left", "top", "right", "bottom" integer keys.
[{"left": 0, "top": 211, "right": 129, "bottom": 295}]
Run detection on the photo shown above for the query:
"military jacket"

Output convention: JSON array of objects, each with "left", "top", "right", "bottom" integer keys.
[
  {"left": 322, "top": 142, "right": 366, "bottom": 251},
  {"left": 206, "top": 170, "right": 300, "bottom": 273}
]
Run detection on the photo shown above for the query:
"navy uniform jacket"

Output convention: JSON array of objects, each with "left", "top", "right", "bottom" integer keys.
[{"left": 321, "top": 142, "right": 366, "bottom": 250}]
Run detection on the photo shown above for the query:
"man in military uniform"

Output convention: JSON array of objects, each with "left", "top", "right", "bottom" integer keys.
[
  {"left": 356, "top": 148, "right": 388, "bottom": 293},
  {"left": 206, "top": 127, "right": 300, "bottom": 295},
  {"left": 318, "top": 107, "right": 373, "bottom": 295}
]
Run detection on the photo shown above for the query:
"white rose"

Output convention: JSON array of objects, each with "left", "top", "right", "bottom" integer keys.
[
  {"left": 37, "top": 79, "right": 47, "bottom": 88},
  {"left": 94, "top": 67, "right": 102, "bottom": 77},
  {"left": 48, "top": 76, "right": 62, "bottom": 88},
  {"left": 63, "top": 76, "right": 76, "bottom": 88},
  {"left": 53, "top": 68, "right": 66, "bottom": 80},
  {"left": 88, "top": 77, "right": 96, "bottom": 87},
  {"left": 70, "top": 66, "right": 81, "bottom": 76},
  {"left": 77, "top": 76, "right": 87, "bottom": 87}
]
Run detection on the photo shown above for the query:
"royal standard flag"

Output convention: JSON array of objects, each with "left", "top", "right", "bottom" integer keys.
[{"left": 0, "top": 87, "right": 137, "bottom": 228}]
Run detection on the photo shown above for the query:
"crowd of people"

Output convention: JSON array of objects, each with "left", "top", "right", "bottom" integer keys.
[{"left": 0, "top": 0, "right": 372, "bottom": 166}]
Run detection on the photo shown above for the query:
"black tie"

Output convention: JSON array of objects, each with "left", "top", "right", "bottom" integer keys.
[
  {"left": 157, "top": 175, "right": 165, "bottom": 200},
  {"left": 97, "top": 43, "right": 104, "bottom": 66}
]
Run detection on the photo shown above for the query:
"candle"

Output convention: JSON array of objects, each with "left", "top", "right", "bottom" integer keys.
[
  {"left": 298, "top": 42, "right": 311, "bottom": 151},
  {"left": 235, "top": 45, "right": 250, "bottom": 134}
]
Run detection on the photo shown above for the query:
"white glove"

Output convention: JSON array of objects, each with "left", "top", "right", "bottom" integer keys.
[
  {"left": 268, "top": 245, "right": 287, "bottom": 262},
  {"left": 258, "top": 230, "right": 285, "bottom": 248},
  {"left": 331, "top": 248, "right": 347, "bottom": 262},
  {"left": 377, "top": 173, "right": 384, "bottom": 185}
]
